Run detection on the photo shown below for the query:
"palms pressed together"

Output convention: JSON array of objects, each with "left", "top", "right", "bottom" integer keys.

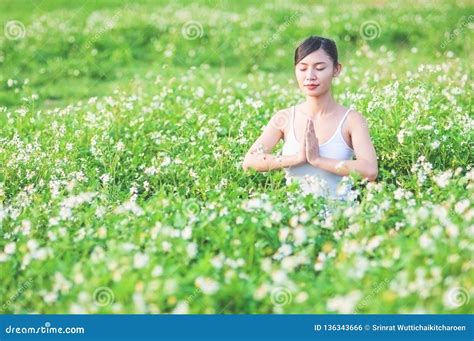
[{"left": 297, "top": 119, "right": 320, "bottom": 166}]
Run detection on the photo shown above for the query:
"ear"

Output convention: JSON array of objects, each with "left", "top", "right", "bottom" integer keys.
[{"left": 333, "top": 63, "right": 342, "bottom": 77}]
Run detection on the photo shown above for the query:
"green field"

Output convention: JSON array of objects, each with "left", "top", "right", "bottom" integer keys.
[{"left": 0, "top": 0, "right": 473, "bottom": 314}]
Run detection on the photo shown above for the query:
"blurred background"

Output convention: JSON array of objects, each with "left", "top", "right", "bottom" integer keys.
[{"left": 1, "top": 0, "right": 472, "bottom": 109}]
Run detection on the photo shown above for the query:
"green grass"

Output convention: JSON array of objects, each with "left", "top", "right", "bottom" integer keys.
[{"left": 0, "top": 0, "right": 473, "bottom": 314}]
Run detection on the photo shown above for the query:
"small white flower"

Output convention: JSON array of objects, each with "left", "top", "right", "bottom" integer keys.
[
  {"left": 445, "top": 224, "right": 459, "bottom": 239},
  {"left": 162, "top": 241, "right": 172, "bottom": 252},
  {"left": 366, "top": 236, "right": 383, "bottom": 252},
  {"left": 454, "top": 199, "right": 470, "bottom": 214},
  {"left": 433, "top": 170, "right": 453, "bottom": 188},
  {"left": 394, "top": 188, "right": 405, "bottom": 200},
  {"left": 144, "top": 166, "right": 157, "bottom": 176},
  {"left": 293, "top": 227, "right": 307, "bottom": 245},
  {"left": 419, "top": 233, "right": 434, "bottom": 249},
  {"left": 100, "top": 173, "right": 110, "bottom": 185},
  {"left": 273, "top": 243, "right": 292, "bottom": 260},
  {"left": 133, "top": 253, "right": 149, "bottom": 269},
  {"left": 271, "top": 269, "right": 288, "bottom": 284},
  {"left": 181, "top": 226, "right": 192, "bottom": 240},
  {"left": 161, "top": 156, "right": 171, "bottom": 167},
  {"left": 195, "top": 276, "right": 220, "bottom": 295},
  {"left": 186, "top": 242, "right": 198, "bottom": 259},
  {"left": 152, "top": 265, "right": 163, "bottom": 277},
  {"left": 196, "top": 87, "right": 205, "bottom": 98},
  {"left": 326, "top": 290, "right": 362, "bottom": 313},
  {"left": 172, "top": 301, "right": 189, "bottom": 314},
  {"left": 26, "top": 239, "right": 38, "bottom": 251},
  {"left": 4, "top": 242, "right": 16, "bottom": 255},
  {"left": 115, "top": 141, "right": 125, "bottom": 152}
]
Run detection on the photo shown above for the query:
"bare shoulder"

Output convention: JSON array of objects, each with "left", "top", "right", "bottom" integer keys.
[
  {"left": 268, "top": 106, "right": 292, "bottom": 132},
  {"left": 347, "top": 108, "right": 369, "bottom": 131}
]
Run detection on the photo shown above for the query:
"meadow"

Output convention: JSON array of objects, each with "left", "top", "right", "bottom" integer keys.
[{"left": 0, "top": 0, "right": 472, "bottom": 314}]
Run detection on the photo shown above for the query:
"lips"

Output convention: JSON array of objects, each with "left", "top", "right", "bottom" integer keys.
[{"left": 305, "top": 84, "right": 319, "bottom": 90}]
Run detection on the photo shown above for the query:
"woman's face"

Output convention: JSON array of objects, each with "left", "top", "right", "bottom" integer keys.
[{"left": 295, "top": 48, "right": 341, "bottom": 97}]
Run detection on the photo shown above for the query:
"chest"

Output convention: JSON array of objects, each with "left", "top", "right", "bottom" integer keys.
[{"left": 286, "top": 112, "right": 353, "bottom": 149}]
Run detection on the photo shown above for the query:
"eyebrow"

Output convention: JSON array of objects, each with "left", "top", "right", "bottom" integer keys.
[{"left": 298, "top": 62, "right": 327, "bottom": 66}]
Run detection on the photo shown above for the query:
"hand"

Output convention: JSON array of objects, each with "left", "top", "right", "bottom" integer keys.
[
  {"left": 305, "top": 119, "right": 321, "bottom": 167},
  {"left": 293, "top": 119, "right": 309, "bottom": 166}
]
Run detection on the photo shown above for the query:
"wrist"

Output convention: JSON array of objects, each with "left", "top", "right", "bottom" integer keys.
[
  {"left": 309, "top": 157, "right": 321, "bottom": 167},
  {"left": 294, "top": 155, "right": 306, "bottom": 166}
]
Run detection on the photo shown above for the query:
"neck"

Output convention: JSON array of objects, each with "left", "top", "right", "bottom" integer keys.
[{"left": 305, "top": 92, "right": 336, "bottom": 119}]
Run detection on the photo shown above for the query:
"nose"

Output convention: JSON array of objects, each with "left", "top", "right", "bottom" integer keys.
[{"left": 305, "top": 68, "right": 317, "bottom": 81}]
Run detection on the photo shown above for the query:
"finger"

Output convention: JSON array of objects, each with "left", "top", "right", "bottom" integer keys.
[
  {"left": 310, "top": 123, "right": 317, "bottom": 139},
  {"left": 306, "top": 120, "right": 312, "bottom": 137}
]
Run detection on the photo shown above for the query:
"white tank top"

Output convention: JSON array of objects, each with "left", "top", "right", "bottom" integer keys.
[{"left": 281, "top": 105, "right": 355, "bottom": 200}]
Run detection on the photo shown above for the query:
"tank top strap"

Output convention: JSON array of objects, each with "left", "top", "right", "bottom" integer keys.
[
  {"left": 337, "top": 107, "right": 353, "bottom": 133},
  {"left": 290, "top": 105, "right": 296, "bottom": 139},
  {"left": 291, "top": 105, "right": 296, "bottom": 128}
]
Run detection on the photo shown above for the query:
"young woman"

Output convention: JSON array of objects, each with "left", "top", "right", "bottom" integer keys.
[{"left": 242, "top": 36, "right": 378, "bottom": 200}]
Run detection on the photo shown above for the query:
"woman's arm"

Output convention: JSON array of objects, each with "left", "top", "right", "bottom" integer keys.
[
  {"left": 307, "top": 111, "right": 378, "bottom": 181},
  {"left": 242, "top": 110, "right": 307, "bottom": 172}
]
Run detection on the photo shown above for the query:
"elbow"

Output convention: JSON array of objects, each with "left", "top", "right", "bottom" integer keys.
[
  {"left": 366, "top": 167, "right": 378, "bottom": 182},
  {"left": 242, "top": 155, "right": 253, "bottom": 172},
  {"left": 242, "top": 154, "right": 265, "bottom": 172}
]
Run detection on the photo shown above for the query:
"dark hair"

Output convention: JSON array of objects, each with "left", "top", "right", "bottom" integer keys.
[{"left": 294, "top": 36, "right": 338, "bottom": 66}]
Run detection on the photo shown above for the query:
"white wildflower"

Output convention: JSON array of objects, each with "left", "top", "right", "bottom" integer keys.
[
  {"left": 4, "top": 242, "right": 16, "bottom": 255},
  {"left": 326, "top": 290, "right": 362, "bottom": 313},
  {"left": 195, "top": 276, "right": 220, "bottom": 295},
  {"left": 133, "top": 253, "right": 149, "bottom": 269}
]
